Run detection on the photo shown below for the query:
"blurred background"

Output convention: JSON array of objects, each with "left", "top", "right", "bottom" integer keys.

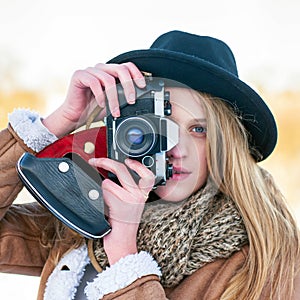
[{"left": 0, "top": 0, "right": 299, "bottom": 298}]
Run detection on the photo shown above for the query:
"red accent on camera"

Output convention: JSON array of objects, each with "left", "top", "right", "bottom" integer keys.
[{"left": 36, "top": 126, "right": 108, "bottom": 178}]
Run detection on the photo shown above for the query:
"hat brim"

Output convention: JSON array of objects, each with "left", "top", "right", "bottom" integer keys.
[{"left": 108, "top": 49, "right": 277, "bottom": 161}]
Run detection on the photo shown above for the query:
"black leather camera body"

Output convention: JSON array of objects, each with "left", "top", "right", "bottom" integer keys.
[{"left": 105, "top": 76, "right": 179, "bottom": 187}]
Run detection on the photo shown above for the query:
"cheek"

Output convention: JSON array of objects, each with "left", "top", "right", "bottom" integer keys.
[
  {"left": 193, "top": 157, "right": 208, "bottom": 192},
  {"left": 194, "top": 141, "right": 206, "bottom": 163},
  {"left": 196, "top": 143, "right": 207, "bottom": 170},
  {"left": 155, "top": 142, "right": 208, "bottom": 202},
  {"left": 192, "top": 141, "right": 208, "bottom": 189}
]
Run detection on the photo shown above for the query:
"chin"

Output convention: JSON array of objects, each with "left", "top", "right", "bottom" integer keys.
[{"left": 155, "top": 185, "right": 190, "bottom": 203}]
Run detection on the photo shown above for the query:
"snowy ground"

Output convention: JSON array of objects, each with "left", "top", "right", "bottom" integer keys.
[{"left": 0, "top": 273, "right": 40, "bottom": 299}]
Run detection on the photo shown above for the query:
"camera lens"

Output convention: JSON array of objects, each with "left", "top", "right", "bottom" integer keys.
[
  {"left": 115, "top": 117, "right": 156, "bottom": 157},
  {"left": 127, "top": 128, "right": 144, "bottom": 145}
]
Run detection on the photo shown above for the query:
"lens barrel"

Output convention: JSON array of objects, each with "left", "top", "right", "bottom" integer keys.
[{"left": 115, "top": 116, "right": 157, "bottom": 157}]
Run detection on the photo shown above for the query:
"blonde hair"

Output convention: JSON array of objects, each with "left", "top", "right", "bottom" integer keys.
[{"left": 200, "top": 92, "right": 300, "bottom": 299}]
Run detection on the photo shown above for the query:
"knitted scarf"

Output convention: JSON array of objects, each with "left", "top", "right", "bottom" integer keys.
[{"left": 91, "top": 180, "right": 248, "bottom": 287}]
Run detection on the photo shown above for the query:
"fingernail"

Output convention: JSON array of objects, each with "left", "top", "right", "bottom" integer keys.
[
  {"left": 125, "top": 158, "right": 133, "bottom": 164},
  {"left": 136, "top": 78, "right": 146, "bottom": 88},
  {"left": 98, "top": 102, "right": 105, "bottom": 108},
  {"left": 112, "top": 107, "right": 120, "bottom": 117},
  {"left": 88, "top": 158, "right": 96, "bottom": 165},
  {"left": 128, "top": 93, "right": 135, "bottom": 104}
]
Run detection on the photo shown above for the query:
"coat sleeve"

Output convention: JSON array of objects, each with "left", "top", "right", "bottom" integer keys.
[
  {"left": 0, "top": 126, "right": 31, "bottom": 219},
  {"left": 0, "top": 126, "right": 51, "bottom": 276},
  {"left": 103, "top": 275, "right": 167, "bottom": 300},
  {"left": 100, "top": 247, "right": 249, "bottom": 300}
]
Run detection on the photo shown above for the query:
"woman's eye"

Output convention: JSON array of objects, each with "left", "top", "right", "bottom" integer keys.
[{"left": 192, "top": 126, "right": 207, "bottom": 134}]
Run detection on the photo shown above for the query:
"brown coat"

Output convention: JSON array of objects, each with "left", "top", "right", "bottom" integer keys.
[{"left": 0, "top": 126, "right": 299, "bottom": 300}]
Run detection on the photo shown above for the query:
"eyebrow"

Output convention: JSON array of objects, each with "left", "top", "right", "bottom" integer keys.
[
  {"left": 184, "top": 118, "right": 207, "bottom": 128},
  {"left": 190, "top": 118, "right": 207, "bottom": 123},
  {"left": 169, "top": 116, "right": 207, "bottom": 125}
]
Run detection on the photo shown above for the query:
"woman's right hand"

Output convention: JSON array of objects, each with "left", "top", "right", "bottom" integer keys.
[
  {"left": 42, "top": 62, "right": 146, "bottom": 137},
  {"left": 89, "top": 157, "right": 155, "bottom": 265}
]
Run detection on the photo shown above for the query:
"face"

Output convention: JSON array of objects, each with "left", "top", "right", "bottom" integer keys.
[{"left": 155, "top": 87, "right": 208, "bottom": 202}]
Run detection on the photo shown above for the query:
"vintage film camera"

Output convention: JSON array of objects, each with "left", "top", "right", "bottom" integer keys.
[{"left": 105, "top": 75, "right": 179, "bottom": 187}]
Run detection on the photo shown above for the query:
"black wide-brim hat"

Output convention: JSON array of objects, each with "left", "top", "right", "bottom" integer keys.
[{"left": 108, "top": 30, "right": 277, "bottom": 161}]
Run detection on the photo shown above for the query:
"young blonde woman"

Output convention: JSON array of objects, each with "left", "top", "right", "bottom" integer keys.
[{"left": 0, "top": 30, "right": 299, "bottom": 299}]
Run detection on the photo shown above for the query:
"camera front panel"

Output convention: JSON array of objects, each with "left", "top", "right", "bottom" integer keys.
[{"left": 105, "top": 77, "right": 179, "bottom": 187}]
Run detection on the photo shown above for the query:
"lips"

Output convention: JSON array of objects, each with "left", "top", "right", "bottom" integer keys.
[
  {"left": 171, "top": 166, "right": 191, "bottom": 180},
  {"left": 172, "top": 166, "right": 189, "bottom": 173}
]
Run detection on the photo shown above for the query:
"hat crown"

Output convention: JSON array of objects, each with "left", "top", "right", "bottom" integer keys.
[
  {"left": 150, "top": 30, "right": 238, "bottom": 76},
  {"left": 108, "top": 30, "right": 278, "bottom": 161}
]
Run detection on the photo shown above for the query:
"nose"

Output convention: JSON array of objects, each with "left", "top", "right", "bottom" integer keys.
[{"left": 167, "top": 130, "right": 188, "bottom": 160}]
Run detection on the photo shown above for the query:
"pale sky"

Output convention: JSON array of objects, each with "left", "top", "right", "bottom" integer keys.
[
  {"left": 1, "top": 0, "right": 300, "bottom": 97},
  {"left": 0, "top": 0, "right": 299, "bottom": 298}
]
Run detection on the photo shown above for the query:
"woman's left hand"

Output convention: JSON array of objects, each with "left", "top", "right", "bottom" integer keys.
[{"left": 89, "top": 157, "right": 155, "bottom": 265}]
